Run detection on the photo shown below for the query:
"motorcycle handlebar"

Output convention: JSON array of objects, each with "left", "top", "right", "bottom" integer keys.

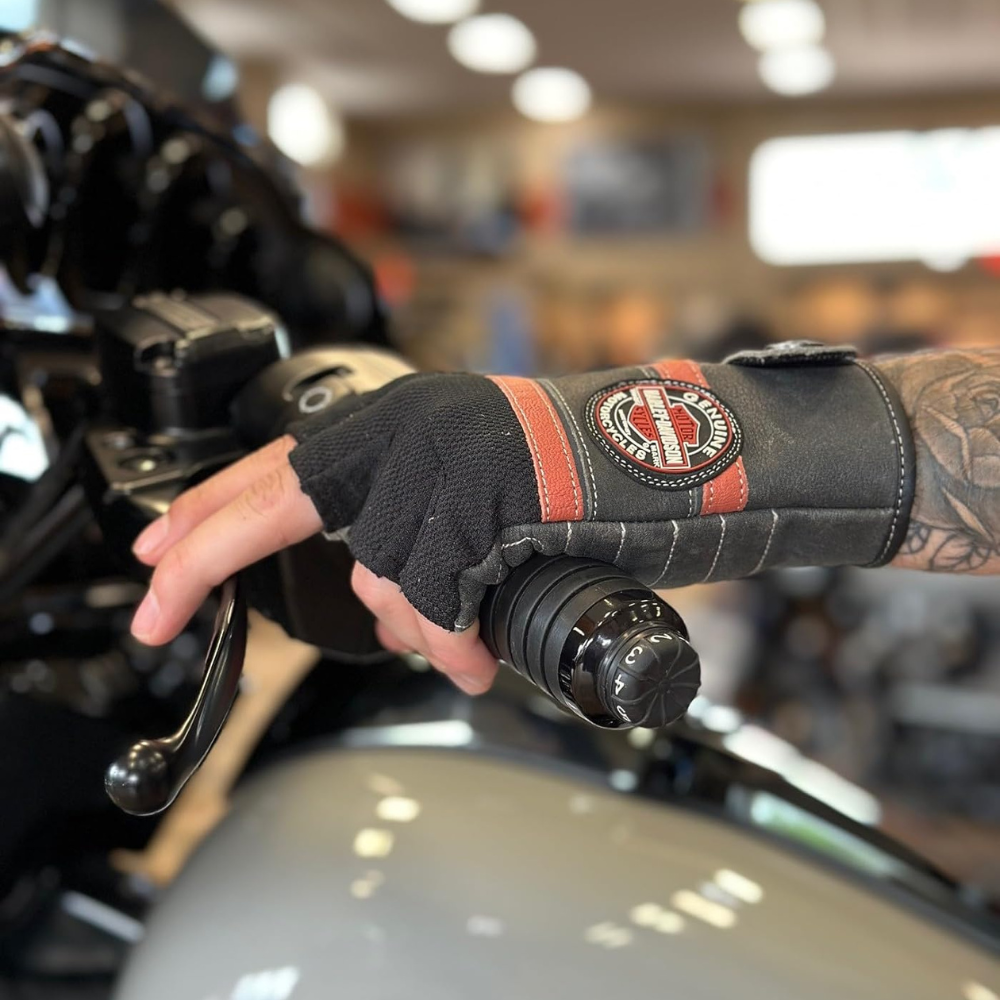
[
  {"left": 106, "top": 555, "right": 701, "bottom": 815},
  {"left": 481, "top": 556, "right": 701, "bottom": 730}
]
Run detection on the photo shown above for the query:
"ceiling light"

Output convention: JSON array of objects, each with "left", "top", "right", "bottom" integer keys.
[
  {"left": 758, "top": 45, "right": 835, "bottom": 96},
  {"left": 629, "top": 903, "right": 685, "bottom": 934},
  {"left": 352, "top": 828, "right": 394, "bottom": 858},
  {"left": 714, "top": 869, "right": 764, "bottom": 904},
  {"left": 512, "top": 67, "right": 592, "bottom": 123},
  {"left": 385, "top": 0, "right": 479, "bottom": 23},
  {"left": 739, "top": 0, "right": 825, "bottom": 51},
  {"left": 448, "top": 14, "right": 536, "bottom": 74},
  {"left": 670, "top": 890, "right": 737, "bottom": 929},
  {"left": 375, "top": 796, "right": 421, "bottom": 822},
  {"left": 923, "top": 253, "right": 968, "bottom": 273},
  {"left": 267, "top": 84, "right": 344, "bottom": 167}
]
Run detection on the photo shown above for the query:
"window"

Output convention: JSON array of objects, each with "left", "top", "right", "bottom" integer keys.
[{"left": 749, "top": 128, "right": 1000, "bottom": 268}]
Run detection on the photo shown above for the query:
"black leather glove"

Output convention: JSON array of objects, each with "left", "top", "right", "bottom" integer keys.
[{"left": 288, "top": 341, "right": 915, "bottom": 631}]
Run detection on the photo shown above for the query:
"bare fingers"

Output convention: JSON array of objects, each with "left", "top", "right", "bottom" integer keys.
[
  {"left": 129, "top": 443, "right": 500, "bottom": 699},
  {"left": 130, "top": 459, "right": 321, "bottom": 645},
  {"left": 352, "top": 563, "right": 498, "bottom": 695},
  {"left": 132, "top": 435, "right": 298, "bottom": 566}
]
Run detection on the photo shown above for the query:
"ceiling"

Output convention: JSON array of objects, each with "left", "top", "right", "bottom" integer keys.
[{"left": 173, "top": 0, "right": 1000, "bottom": 117}]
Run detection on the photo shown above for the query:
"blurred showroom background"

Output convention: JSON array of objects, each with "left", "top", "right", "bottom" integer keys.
[{"left": 5, "top": 0, "right": 1000, "bottom": 897}]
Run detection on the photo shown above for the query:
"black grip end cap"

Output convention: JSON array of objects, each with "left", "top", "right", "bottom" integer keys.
[{"left": 597, "top": 628, "right": 701, "bottom": 729}]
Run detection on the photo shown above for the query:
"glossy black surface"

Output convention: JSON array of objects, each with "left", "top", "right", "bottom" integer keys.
[
  {"left": 95, "top": 293, "right": 281, "bottom": 435},
  {"left": 481, "top": 556, "right": 701, "bottom": 729},
  {"left": 0, "top": 37, "right": 387, "bottom": 346},
  {"left": 0, "top": 112, "right": 47, "bottom": 289},
  {"left": 105, "top": 576, "right": 247, "bottom": 816},
  {"left": 572, "top": 597, "right": 700, "bottom": 726}
]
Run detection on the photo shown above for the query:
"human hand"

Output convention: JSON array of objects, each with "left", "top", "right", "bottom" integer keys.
[{"left": 129, "top": 434, "right": 498, "bottom": 696}]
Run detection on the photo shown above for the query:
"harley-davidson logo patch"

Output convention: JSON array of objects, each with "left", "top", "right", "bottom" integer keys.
[{"left": 586, "top": 379, "right": 742, "bottom": 489}]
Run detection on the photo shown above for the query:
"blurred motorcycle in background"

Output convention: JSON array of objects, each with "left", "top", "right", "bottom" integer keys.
[{"left": 0, "top": 4, "right": 997, "bottom": 998}]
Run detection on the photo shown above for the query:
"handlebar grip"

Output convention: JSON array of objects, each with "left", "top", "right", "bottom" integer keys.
[{"left": 480, "top": 556, "right": 700, "bottom": 730}]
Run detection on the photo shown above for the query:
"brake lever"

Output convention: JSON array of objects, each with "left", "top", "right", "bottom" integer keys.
[{"left": 105, "top": 576, "right": 248, "bottom": 817}]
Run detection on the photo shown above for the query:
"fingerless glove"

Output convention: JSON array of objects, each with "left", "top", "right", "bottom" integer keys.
[{"left": 289, "top": 341, "right": 915, "bottom": 630}]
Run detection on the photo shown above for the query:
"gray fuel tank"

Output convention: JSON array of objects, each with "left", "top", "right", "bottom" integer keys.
[{"left": 115, "top": 748, "right": 999, "bottom": 1000}]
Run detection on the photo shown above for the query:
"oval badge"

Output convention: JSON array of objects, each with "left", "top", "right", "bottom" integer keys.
[{"left": 586, "top": 379, "right": 742, "bottom": 489}]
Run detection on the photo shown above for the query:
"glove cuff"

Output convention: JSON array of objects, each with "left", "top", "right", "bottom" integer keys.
[
  {"left": 466, "top": 343, "right": 915, "bottom": 615},
  {"left": 717, "top": 342, "right": 916, "bottom": 568}
]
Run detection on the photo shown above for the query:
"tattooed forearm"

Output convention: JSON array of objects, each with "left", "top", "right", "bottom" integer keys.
[{"left": 878, "top": 350, "right": 1000, "bottom": 574}]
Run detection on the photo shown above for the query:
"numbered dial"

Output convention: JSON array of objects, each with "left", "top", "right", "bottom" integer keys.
[
  {"left": 567, "top": 596, "right": 700, "bottom": 729},
  {"left": 597, "top": 623, "right": 700, "bottom": 728},
  {"left": 480, "top": 556, "right": 701, "bottom": 730}
]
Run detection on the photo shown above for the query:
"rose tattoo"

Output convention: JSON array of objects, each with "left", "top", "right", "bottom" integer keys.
[{"left": 881, "top": 351, "right": 1000, "bottom": 572}]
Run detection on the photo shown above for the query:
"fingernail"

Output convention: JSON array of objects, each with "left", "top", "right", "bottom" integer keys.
[
  {"left": 133, "top": 514, "right": 170, "bottom": 558},
  {"left": 453, "top": 672, "right": 489, "bottom": 696},
  {"left": 131, "top": 589, "right": 160, "bottom": 641}
]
